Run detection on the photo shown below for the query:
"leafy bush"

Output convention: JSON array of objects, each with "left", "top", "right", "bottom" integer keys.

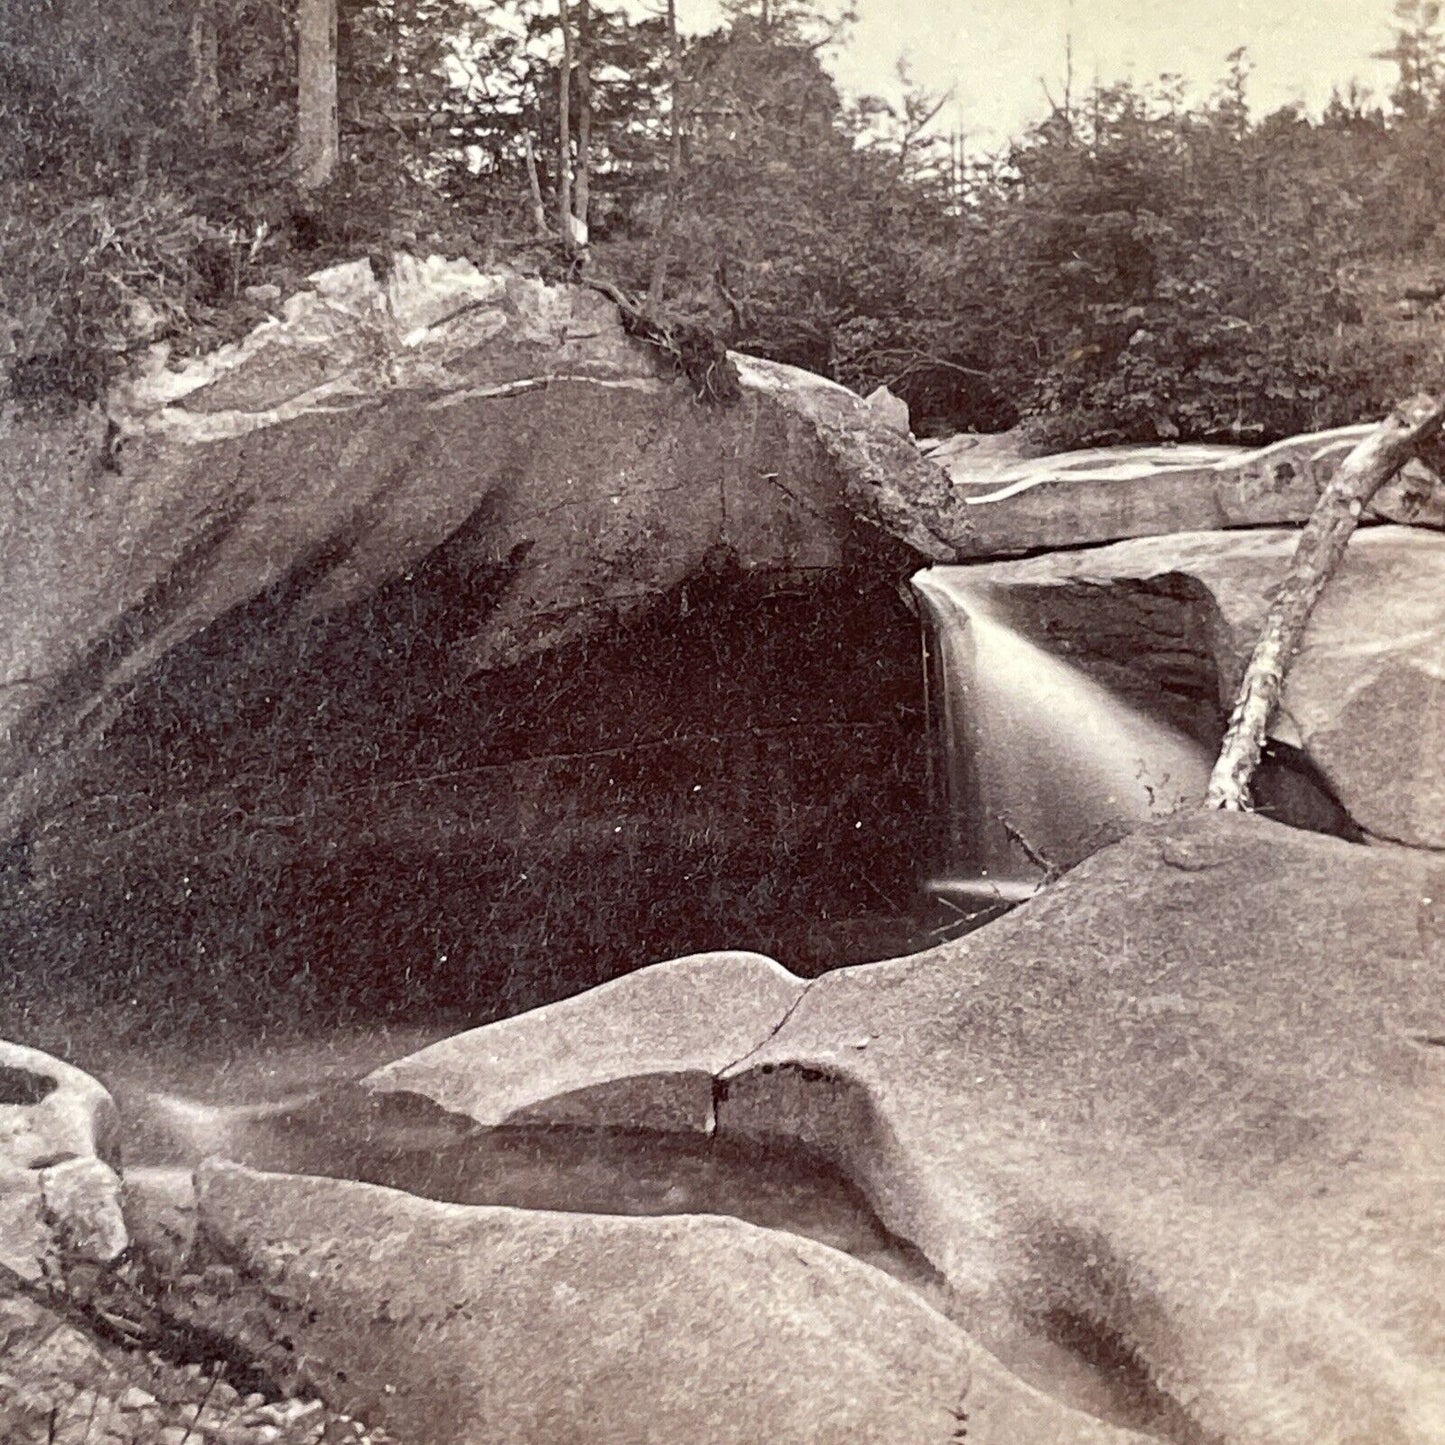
[{"left": 0, "top": 182, "right": 223, "bottom": 407}]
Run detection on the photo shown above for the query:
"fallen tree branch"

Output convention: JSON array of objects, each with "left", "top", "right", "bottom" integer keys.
[
  {"left": 855, "top": 346, "right": 993, "bottom": 384},
  {"left": 1206, "top": 391, "right": 1445, "bottom": 810}
]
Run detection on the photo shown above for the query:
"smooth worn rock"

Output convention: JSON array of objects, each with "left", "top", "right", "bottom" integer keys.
[
  {"left": 366, "top": 950, "right": 803, "bottom": 1131},
  {"left": 718, "top": 813, "right": 1445, "bottom": 1444},
  {"left": 390, "top": 812, "right": 1445, "bottom": 1444},
  {"left": 195, "top": 1161, "right": 974, "bottom": 1445},
  {"left": 0, "top": 257, "right": 947, "bottom": 844},
  {"left": 0, "top": 1040, "right": 124, "bottom": 1278},
  {"left": 964, "top": 1348, "right": 1162, "bottom": 1445},
  {"left": 927, "top": 425, "right": 1445, "bottom": 557},
  {"left": 950, "top": 524, "right": 1445, "bottom": 847}
]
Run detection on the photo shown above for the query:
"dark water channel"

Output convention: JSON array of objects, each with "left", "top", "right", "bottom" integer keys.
[{"left": 98, "top": 1044, "right": 1182, "bottom": 1442}]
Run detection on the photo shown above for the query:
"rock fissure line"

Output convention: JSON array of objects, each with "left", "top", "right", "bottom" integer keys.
[
  {"left": 393, "top": 294, "right": 493, "bottom": 340},
  {"left": 1357, "top": 825, "right": 1445, "bottom": 854},
  {"left": 758, "top": 470, "right": 834, "bottom": 526},
  {"left": 714, "top": 977, "right": 818, "bottom": 1087},
  {"left": 287, "top": 720, "right": 903, "bottom": 807},
  {"left": 139, "top": 380, "right": 378, "bottom": 443},
  {"left": 423, "top": 374, "right": 661, "bottom": 410},
  {"left": 502, "top": 475, "right": 695, "bottom": 531}
]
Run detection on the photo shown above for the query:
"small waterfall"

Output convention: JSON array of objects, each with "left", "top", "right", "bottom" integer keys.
[{"left": 913, "top": 568, "right": 1211, "bottom": 903}]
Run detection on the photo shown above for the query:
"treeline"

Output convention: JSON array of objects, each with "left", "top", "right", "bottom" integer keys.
[{"left": 3, "top": 0, "right": 1445, "bottom": 444}]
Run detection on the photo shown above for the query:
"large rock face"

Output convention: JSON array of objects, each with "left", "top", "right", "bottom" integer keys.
[
  {"left": 0, "top": 258, "right": 941, "bottom": 1026},
  {"left": 927, "top": 426, "right": 1445, "bottom": 557},
  {"left": 943, "top": 524, "right": 1445, "bottom": 848},
  {"left": 0, "top": 255, "right": 947, "bottom": 842},
  {"left": 364, "top": 811, "right": 1445, "bottom": 1444}
]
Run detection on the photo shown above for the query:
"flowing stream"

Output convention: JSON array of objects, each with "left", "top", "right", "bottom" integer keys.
[
  {"left": 5, "top": 561, "right": 1227, "bottom": 1440},
  {"left": 912, "top": 567, "right": 1212, "bottom": 901}
]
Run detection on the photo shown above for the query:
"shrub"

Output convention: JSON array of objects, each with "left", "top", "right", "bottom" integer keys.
[{"left": 0, "top": 181, "right": 222, "bottom": 409}]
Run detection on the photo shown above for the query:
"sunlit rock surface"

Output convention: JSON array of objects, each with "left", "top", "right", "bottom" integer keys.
[
  {"left": 195, "top": 1161, "right": 977, "bottom": 1445},
  {"left": 368, "top": 950, "right": 803, "bottom": 1133},
  {"left": 0, "top": 1041, "right": 124, "bottom": 1278},
  {"left": 947, "top": 524, "right": 1445, "bottom": 849},
  {"left": 928, "top": 426, "right": 1445, "bottom": 556},
  {"left": 372, "top": 811, "right": 1445, "bottom": 1445}
]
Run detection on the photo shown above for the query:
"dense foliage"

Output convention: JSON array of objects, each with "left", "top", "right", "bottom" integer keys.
[{"left": 3, "top": 0, "right": 1444, "bottom": 442}]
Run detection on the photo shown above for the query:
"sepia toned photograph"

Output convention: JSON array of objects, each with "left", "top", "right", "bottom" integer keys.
[{"left": 1, "top": 0, "right": 1442, "bottom": 1439}]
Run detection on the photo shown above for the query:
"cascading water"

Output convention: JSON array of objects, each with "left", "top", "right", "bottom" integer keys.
[{"left": 912, "top": 568, "right": 1212, "bottom": 904}]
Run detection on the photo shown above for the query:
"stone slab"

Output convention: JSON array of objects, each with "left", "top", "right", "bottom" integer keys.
[{"left": 366, "top": 950, "right": 804, "bottom": 1132}]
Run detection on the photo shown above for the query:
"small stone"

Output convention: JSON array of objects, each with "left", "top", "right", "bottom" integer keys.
[
  {"left": 125, "top": 296, "right": 167, "bottom": 342},
  {"left": 243, "top": 1391, "right": 268, "bottom": 1409},
  {"left": 118, "top": 1385, "right": 158, "bottom": 1410},
  {"left": 244, "top": 283, "right": 282, "bottom": 303},
  {"left": 257, "top": 1398, "right": 323, "bottom": 1426},
  {"left": 38, "top": 1156, "right": 128, "bottom": 1266},
  {"left": 209, "top": 1379, "right": 241, "bottom": 1407},
  {"left": 864, "top": 383, "right": 911, "bottom": 435},
  {"left": 123, "top": 1165, "right": 198, "bottom": 1274}
]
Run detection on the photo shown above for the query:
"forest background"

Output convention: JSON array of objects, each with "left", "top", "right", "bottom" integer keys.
[{"left": 5, "top": 0, "right": 1445, "bottom": 446}]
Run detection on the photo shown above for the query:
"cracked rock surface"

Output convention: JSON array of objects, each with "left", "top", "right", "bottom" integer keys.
[
  {"left": 366, "top": 949, "right": 804, "bottom": 1133},
  {"left": 721, "top": 812, "right": 1445, "bottom": 1444},
  {"left": 369, "top": 811, "right": 1445, "bottom": 1444}
]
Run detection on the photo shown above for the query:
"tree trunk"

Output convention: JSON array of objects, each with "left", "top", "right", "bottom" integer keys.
[
  {"left": 556, "top": 0, "right": 574, "bottom": 247},
  {"left": 523, "top": 133, "right": 549, "bottom": 236},
  {"left": 573, "top": 0, "right": 593, "bottom": 243},
  {"left": 1206, "top": 392, "right": 1445, "bottom": 810},
  {"left": 296, "top": 0, "right": 339, "bottom": 190},
  {"left": 646, "top": 0, "right": 684, "bottom": 317},
  {"left": 186, "top": 0, "right": 219, "bottom": 150}
]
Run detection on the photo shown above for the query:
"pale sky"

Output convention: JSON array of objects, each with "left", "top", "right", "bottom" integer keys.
[{"left": 674, "top": 0, "right": 1405, "bottom": 147}]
